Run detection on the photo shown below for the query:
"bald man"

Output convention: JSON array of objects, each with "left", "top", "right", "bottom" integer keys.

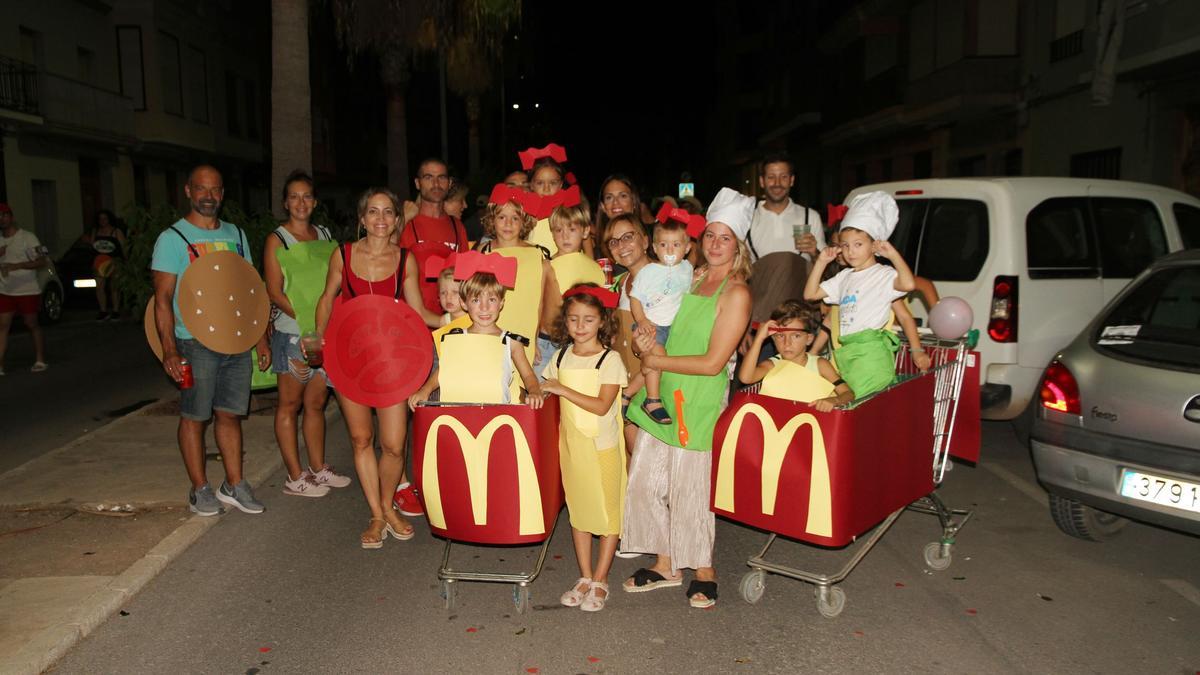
[{"left": 151, "top": 164, "right": 271, "bottom": 516}]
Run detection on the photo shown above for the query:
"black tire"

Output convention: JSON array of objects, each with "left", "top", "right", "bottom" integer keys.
[
  {"left": 40, "top": 283, "right": 64, "bottom": 324},
  {"left": 1048, "top": 493, "right": 1127, "bottom": 542}
]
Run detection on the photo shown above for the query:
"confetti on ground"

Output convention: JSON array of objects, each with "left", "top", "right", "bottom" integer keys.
[
  {"left": 853, "top": 631, "right": 864, "bottom": 637},
  {"left": 553, "top": 555, "right": 563, "bottom": 560},
  {"left": 1036, "top": 593, "right": 1054, "bottom": 602},
  {"left": 516, "top": 628, "right": 526, "bottom": 635},
  {"left": 119, "top": 611, "right": 130, "bottom": 617},
  {"left": 734, "top": 657, "right": 752, "bottom": 664},
  {"left": 965, "top": 608, "right": 978, "bottom": 615},
  {"left": 588, "top": 657, "right": 600, "bottom": 663},
  {"left": 466, "top": 627, "right": 478, "bottom": 633},
  {"left": 259, "top": 647, "right": 271, "bottom": 653},
  {"left": 526, "top": 668, "right": 539, "bottom": 673},
  {"left": 953, "top": 576, "right": 966, "bottom": 581},
  {"left": 894, "top": 582, "right": 905, "bottom": 588}
]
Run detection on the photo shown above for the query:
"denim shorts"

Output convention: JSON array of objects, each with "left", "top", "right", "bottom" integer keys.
[
  {"left": 270, "top": 330, "right": 329, "bottom": 386},
  {"left": 177, "top": 338, "right": 251, "bottom": 421},
  {"left": 632, "top": 322, "right": 671, "bottom": 347},
  {"left": 534, "top": 334, "right": 558, "bottom": 379}
]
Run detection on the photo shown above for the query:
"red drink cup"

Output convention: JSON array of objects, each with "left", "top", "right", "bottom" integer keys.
[
  {"left": 300, "top": 332, "right": 324, "bottom": 368},
  {"left": 597, "top": 257, "right": 614, "bottom": 285},
  {"left": 179, "top": 359, "right": 194, "bottom": 389}
]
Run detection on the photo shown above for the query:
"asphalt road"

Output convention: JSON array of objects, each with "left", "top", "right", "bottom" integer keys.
[
  {"left": 48, "top": 413, "right": 1200, "bottom": 673},
  {"left": 0, "top": 310, "right": 176, "bottom": 474}
]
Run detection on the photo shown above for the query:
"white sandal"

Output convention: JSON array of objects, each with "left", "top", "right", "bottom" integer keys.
[
  {"left": 560, "top": 577, "right": 591, "bottom": 607},
  {"left": 581, "top": 581, "right": 609, "bottom": 612}
]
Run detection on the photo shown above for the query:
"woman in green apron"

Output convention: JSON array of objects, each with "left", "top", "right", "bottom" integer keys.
[
  {"left": 621, "top": 187, "right": 756, "bottom": 609},
  {"left": 264, "top": 172, "right": 349, "bottom": 499}
]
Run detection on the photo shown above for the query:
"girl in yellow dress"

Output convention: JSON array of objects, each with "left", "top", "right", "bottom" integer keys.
[
  {"left": 539, "top": 284, "right": 628, "bottom": 612},
  {"left": 738, "top": 300, "right": 853, "bottom": 412}
]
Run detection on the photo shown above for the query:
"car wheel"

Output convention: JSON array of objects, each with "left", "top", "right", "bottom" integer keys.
[
  {"left": 1048, "top": 493, "right": 1127, "bottom": 542},
  {"left": 40, "top": 283, "right": 64, "bottom": 324}
]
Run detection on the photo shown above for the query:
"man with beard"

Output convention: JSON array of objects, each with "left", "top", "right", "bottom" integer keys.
[
  {"left": 741, "top": 153, "right": 827, "bottom": 367},
  {"left": 399, "top": 157, "right": 469, "bottom": 316},
  {"left": 151, "top": 165, "right": 271, "bottom": 516}
]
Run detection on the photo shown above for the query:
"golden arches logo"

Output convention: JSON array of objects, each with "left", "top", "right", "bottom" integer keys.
[
  {"left": 714, "top": 404, "right": 832, "bottom": 538},
  {"left": 422, "top": 414, "right": 544, "bottom": 536}
]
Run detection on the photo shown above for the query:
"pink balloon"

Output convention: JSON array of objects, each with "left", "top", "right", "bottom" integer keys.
[{"left": 929, "top": 297, "right": 974, "bottom": 340}]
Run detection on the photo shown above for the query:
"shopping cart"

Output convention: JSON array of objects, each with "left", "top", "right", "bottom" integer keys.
[
  {"left": 412, "top": 396, "right": 563, "bottom": 613},
  {"left": 711, "top": 337, "right": 980, "bottom": 617}
]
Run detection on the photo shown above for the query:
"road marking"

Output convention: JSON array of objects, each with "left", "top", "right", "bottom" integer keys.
[
  {"left": 983, "top": 464, "right": 1049, "bottom": 507},
  {"left": 1160, "top": 579, "right": 1200, "bottom": 608}
]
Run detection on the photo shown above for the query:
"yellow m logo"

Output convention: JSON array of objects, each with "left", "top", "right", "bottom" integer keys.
[
  {"left": 422, "top": 414, "right": 544, "bottom": 536},
  {"left": 714, "top": 404, "right": 832, "bottom": 537}
]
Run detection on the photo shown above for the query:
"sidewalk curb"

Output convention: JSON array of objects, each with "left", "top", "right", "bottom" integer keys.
[{"left": 9, "top": 399, "right": 343, "bottom": 675}]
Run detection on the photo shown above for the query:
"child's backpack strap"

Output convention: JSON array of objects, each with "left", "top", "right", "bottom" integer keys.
[
  {"left": 502, "top": 331, "right": 530, "bottom": 347},
  {"left": 535, "top": 244, "right": 552, "bottom": 260},
  {"left": 440, "top": 327, "right": 466, "bottom": 342},
  {"left": 554, "top": 346, "right": 568, "bottom": 369},
  {"left": 595, "top": 348, "right": 612, "bottom": 369}
]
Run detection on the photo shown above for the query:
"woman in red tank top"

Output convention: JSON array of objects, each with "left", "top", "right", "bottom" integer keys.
[{"left": 315, "top": 188, "right": 441, "bottom": 549}]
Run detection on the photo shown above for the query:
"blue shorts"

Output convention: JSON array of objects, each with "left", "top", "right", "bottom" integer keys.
[
  {"left": 632, "top": 322, "right": 671, "bottom": 347},
  {"left": 534, "top": 334, "right": 558, "bottom": 379},
  {"left": 270, "top": 330, "right": 330, "bottom": 386},
  {"left": 177, "top": 338, "right": 251, "bottom": 421}
]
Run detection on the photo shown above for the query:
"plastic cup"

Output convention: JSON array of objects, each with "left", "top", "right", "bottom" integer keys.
[{"left": 300, "top": 332, "right": 324, "bottom": 367}]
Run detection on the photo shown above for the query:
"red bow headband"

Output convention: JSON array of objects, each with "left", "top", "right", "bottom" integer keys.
[
  {"left": 827, "top": 203, "right": 849, "bottom": 229},
  {"left": 488, "top": 184, "right": 540, "bottom": 214},
  {"left": 423, "top": 252, "right": 458, "bottom": 280},
  {"left": 518, "top": 143, "right": 568, "bottom": 171},
  {"left": 529, "top": 185, "right": 582, "bottom": 220},
  {"left": 563, "top": 285, "right": 618, "bottom": 309},
  {"left": 452, "top": 250, "right": 518, "bottom": 288},
  {"left": 656, "top": 203, "right": 708, "bottom": 239}
]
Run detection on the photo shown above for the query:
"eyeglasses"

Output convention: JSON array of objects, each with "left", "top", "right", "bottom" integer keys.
[{"left": 606, "top": 232, "right": 640, "bottom": 249}]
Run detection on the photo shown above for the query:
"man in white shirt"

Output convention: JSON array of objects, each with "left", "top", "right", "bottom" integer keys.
[
  {"left": 0, "top": 203, "right": 50, "bottom": 374},
  {"left": 747, "top": 153, "right": 825, "bottom": 263}
]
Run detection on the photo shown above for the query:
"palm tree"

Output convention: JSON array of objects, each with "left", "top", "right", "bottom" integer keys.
[
  {"left": 446, "top": 35, "right": 490, "bottom": 177},
  {"left": 332, "top": 0, "right": 519, "bottom": 198},
  {"left": 271, "top": 0, "right": 312, "bottom": 218}
]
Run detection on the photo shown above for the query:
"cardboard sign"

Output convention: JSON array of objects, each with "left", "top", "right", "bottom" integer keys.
[
  {"left": 177, "top": 251, "right": 270, "bottom": 354},
  {"left": 323, "top": 294, "right": 433, "bottom": 407}
]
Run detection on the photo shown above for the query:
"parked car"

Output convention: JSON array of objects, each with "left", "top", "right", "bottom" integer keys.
[
  {"left": 56, "top": 238, "right": 102, "bottom": 309},
  {"left": 847, "top": 178, "right": 1200, "bottom": 420},
  {"left": 1029, "top": 249, "right": 1200, "bottom": 541}
]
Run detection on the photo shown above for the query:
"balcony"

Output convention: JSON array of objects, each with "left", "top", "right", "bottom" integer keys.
[
  {"left": 905, "top": 56, "right": 1020, "bottom": 107},
  {"left": 0, "top": 56, "right": 39, "bottom": 117},
  {"left": 40, "top": 72, "right": 135, "bottom": 141}
]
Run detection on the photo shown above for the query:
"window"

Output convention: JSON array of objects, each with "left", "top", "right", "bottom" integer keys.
[
  {"left": 916, "top": 199, "right": 990, "bottom": 281},
  {"left": 1026, "top": 198, "right": 1098, "bottom": 279},
  {"left": 244, "top": 80, "right": 259, "bottom": 139},
  {"left": 1092, "top": 198, "right": 1167, "bottom": 278},
  {"left": 225, "top": 70, "right": 240, "bottom": 135},
  {"left": 1071, "top": 148, "right": 1121, "bottom": 179},
  {"left": 1051, "top": 0, "right": 1085, "bottom": 62},
  {"left": 957, "top": 155, "right": 986, "bottom": 177},
  {"left": 159, "top": 31, "right": 183, "bottom": 116},
  {"left": 19, "top": 27, "right": 43, "bottom": 67},
  {"left": 892, "top": 199, "right": 928, "bottom": 264},
  {"left": 133, "top": 163, "right": 147, "bottom": 206},
  {"left": 186, "top": 45, "right": 208, "bottom": 123},
  {"left": 116, "top": 26, "right": 146, "bottom": 110},
  {"left": 1095, "top": 266, "right": 1200, "bottom": 370},
  {"left": 1173, "top": 204, "right": 1200, "bottom": 249},
  {"left": 77, "top": 47, "right": 95, "bottom": 84}
]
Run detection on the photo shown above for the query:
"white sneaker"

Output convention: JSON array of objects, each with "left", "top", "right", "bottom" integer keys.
[
  {"left": 30, "top": 362, "right": 47, "bottom": 373},
  {"left": 283, "top": 474, "right": 330, "bottom": 498},
  {"left": 309, "top": 464, "right": 352, "bottom": 489}
]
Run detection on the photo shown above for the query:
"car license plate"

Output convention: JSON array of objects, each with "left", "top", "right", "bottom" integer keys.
[{"left": 1119, "top": 470, "right": 1200, "bottom": 514}]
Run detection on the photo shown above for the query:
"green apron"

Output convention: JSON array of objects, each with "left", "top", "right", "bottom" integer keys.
[
  {"left": 832, "top": 328, "right": 900, "bottom": 399},
  {"left": 627, "top": 277, "right": 730, "bottom": 451},
  {"left": 276, "top": 239, "right": 338, "bottom": 335}
]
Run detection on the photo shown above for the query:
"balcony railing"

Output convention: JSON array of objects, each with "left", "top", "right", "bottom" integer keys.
[
  {"left": 0, "top": 55, "right": 39, "bottom": 115},
  {"left": 40, "top": 72, "right": 134, "bottom": 139}
]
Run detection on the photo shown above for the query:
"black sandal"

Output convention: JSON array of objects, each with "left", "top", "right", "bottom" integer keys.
[
  {"left": 641, "top": 398, "right": 673, "bottom": 425},
  {"left": 623, "top": 568, "right": 683, "bottom": 593},
  {"left": 621, "top": 393, "right": 633, "bottom": 417},
  {"left": 686, "top": 580, "right": 718, "bottom": 608}
]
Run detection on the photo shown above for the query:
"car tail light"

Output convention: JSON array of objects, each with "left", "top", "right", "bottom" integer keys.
[
  {"left": 895, "top": 189, "right": 924, "bottom": 195},
  {"left": 988, "top": 275, "right": 1018, "bottom": 342},
  {"left": 1040, "top": 360, "right": 1081, "bottom": 415}
]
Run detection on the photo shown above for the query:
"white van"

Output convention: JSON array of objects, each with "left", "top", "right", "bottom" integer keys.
[{"left": 846, "top": 178, "right": 1200, "bottom": 420}]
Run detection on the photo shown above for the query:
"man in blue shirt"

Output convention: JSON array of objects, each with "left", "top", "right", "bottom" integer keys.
[{"left": 151, "top": 165, "right": 271, "bottom": 516}]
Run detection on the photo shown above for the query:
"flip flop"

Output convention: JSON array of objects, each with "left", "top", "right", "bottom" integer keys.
[
  {"left": 623, "top": 567, "right": 683, "bottom": 593},
  {"left": 687, "top": 580, "right": 718, "bottom": 608}
]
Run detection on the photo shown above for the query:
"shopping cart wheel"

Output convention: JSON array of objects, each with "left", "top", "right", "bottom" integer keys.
[
  {"left": 923, "top": 542, "right": 952, "bottom": 571},
  {"left": 739, "top": 570, "right": 766, "bottom": 604},
  {"left": 441, "top": 580, "right": 456, "bottom": 610},
  {"left": 513, "top": 583, "right": 531, "bottom": 614},
  {"left": 815, "top": 586, "right": 846, "bottom": 618}
]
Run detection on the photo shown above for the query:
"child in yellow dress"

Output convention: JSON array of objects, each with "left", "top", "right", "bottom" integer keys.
[
  {"left": 539, "top": 283, "right": 628, "bottom": 612},
  {"left": 738, "top": 300, "right": 853, "bottom": 412}
]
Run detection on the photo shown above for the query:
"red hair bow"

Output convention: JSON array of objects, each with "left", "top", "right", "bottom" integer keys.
[
  {"left": 656, "top": 203, "right": 708, "bottom": 239},
  {"left": 827, "top": 203, "right": 849, "bottom": 228},
  {"left": 488, "top": 184, "right": 540, "bottom": 214},
  {"left": 423, "top": 252, "right": 457, "bottom": 279},
  {"left": 564, "top": 171, "right": 577, "bottom": 186},
  {"left": 529, "top": 185, "right": 582, "bottom": 220},
  {"left": 564, "top": 285, "right": 618, "bottom": 309},
  {"left": 518, "top": 143, "right": 568, "bottom": 171},
  {"left": 452, "top": 250, "right": 518, "bottom": 288}
]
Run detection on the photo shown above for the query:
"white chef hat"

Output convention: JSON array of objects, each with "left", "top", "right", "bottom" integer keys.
[
  {"left": 705, "top": 187, "right": 756, "bottom": 240},
  {"left": 839, "top": 191, "right": 899, "bottom": 241}
]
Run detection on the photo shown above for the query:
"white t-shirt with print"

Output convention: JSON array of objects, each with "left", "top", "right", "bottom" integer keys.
[
  {"left": 0, "top": 229, "right": 44, "bottom": 296},
  {"left": 629, "top": 260, "right": 693, "bottom": 326},
  {"left": 819, "top": 263, "right": 906, "bottom": 338}
]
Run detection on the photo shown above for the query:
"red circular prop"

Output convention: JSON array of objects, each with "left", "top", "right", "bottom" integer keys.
[{"left": 324, "top": 294, "right": 433, "bottom": 408}]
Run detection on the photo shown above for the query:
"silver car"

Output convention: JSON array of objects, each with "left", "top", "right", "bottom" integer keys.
[{"left": 1030, "top": 249, "right": 1200, "bottom": 541}]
